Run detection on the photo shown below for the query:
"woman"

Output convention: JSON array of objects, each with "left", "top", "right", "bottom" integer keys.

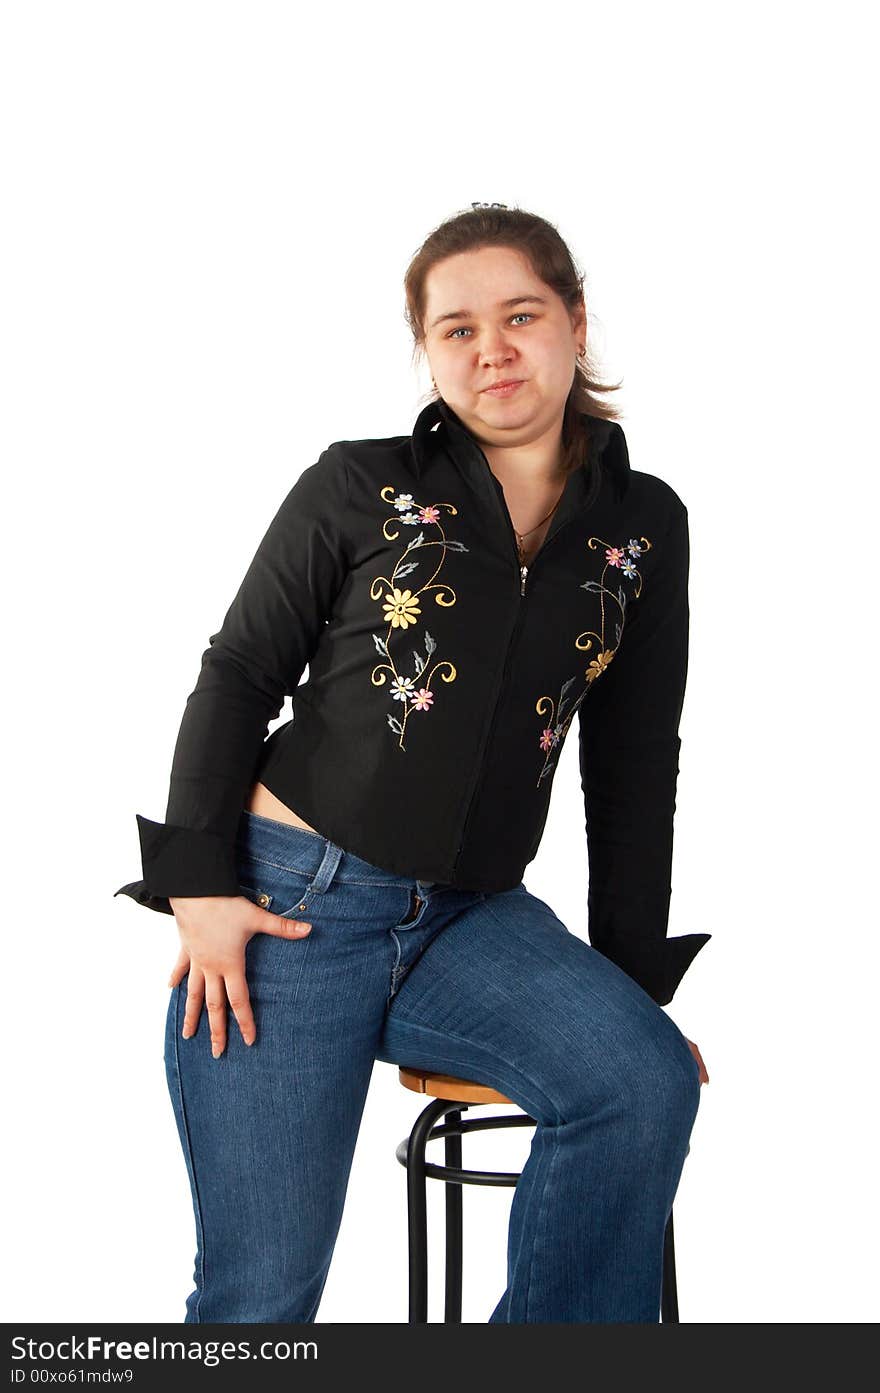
[{"left": 115, "top": 203, "right": 711, "bottom": 1323}]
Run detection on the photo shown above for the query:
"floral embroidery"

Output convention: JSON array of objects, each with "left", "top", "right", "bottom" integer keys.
[
  {"left": 533, "top": 535, "right": 652, "bottom": 785},
  {"left": 370, "top": 486, "right": 470, "bottom": 749}
]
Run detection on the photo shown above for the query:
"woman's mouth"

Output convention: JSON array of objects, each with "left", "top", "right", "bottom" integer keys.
[{"left": 482, "top": 380, "right": 525, "bottom": 398}]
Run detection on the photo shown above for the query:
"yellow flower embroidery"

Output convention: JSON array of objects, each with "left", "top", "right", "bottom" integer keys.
[
  {"left": 534, "top": 535, "right": 652, "bottom": 786},
  {"left": 382, "top": 588, "right": 421, "bottom": 629},
  {"left": 369, "top": 487, "right": 470, "bottom": 750},
  {"left": 585, "top": 649, "right": 616, "bottom": 683}
]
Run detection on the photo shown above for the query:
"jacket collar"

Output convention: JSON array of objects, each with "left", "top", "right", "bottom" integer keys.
[{"left": 410, "top": 396, "right": 627, "bottom": 517}]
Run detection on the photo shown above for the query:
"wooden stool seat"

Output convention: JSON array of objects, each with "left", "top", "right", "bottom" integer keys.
[{"left": 398, "top": 1066, "right": 513, "bottom": 1106}]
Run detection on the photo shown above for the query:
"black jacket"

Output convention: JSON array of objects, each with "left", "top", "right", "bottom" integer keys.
[{"left": 114, "top": 397, "right": 711, "bottom": 1007}]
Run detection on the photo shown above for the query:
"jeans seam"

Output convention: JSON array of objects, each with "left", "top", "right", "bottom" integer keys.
[
  {"left": 496, "top": 1128, "right": 543, "bottom": 1323},
  {"left": 389, "top": 929, "right": 402, "bottom": 981},
  {"left": 171, "top": 985, "right": 205, "bottom": 1323},
  {"left": 235, "top": 851, "right": 405, "bottom": 888},
  {"left": 235, "top": 854, "right": 314, "bottom": 877},
  {"left": 522, "top": 1126, "right": 561, "bottom": 1323},
  {"left": 240, "top": 812, "right": 326, "bottom": 840}
]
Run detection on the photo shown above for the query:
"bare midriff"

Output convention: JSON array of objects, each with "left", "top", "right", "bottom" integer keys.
[{"left": 245, "top": 780, "right": 320, "bottom": 834}]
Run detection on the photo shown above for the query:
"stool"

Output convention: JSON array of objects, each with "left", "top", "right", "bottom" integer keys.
[{"left": 396, "top": 1065, "right": 681, "bottom": 1324}]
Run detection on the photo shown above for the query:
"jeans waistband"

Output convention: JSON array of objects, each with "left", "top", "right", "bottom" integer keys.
[{"left": 234, "top": 808, "right": 444, "bottom": 891}]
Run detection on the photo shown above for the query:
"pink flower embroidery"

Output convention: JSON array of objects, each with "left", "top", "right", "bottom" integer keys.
[
  {"left": 370, "top": 486, "right": 470, "bottom": 750},
  {"left": 533, "top": 534, "right": 653, "bottom": 786}
]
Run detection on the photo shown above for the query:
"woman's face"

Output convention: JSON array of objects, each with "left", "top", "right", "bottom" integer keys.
[{"left": 422, "top": 244, "right": 585, "bottom": 449}]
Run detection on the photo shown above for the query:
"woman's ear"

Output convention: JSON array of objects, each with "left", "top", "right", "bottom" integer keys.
[{"left": 571, "top": 299, "right": 587, "bottom": 347}]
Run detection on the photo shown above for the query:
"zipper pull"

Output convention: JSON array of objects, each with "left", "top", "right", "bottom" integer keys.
[
  {"left": 400, "top": 891, "right": 424, "bottom": 926},
  {"left": 520, "top": 564, "right": 528, "bottom": 596}
]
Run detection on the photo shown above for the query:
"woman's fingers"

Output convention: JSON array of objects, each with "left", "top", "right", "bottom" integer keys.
[
  {"left": 685, "top": 1037, "right": 710, "bottom": 1085},
  {"left": 203, "top": 971, "right": 228, "bottom": 1058},
  {"left": 167, "top": 946, "right": 190, "bottom": 990},
  {"left": 173, "top": 900, "right": 306, "bottom": 1056},
  {"left": 225, "top": 969, "right": 257, "bottom": 1048},
  {"left": 178, "top": 961, "right": 253, "bottom": 1054},
  {"left": 181, "top": 963, "right": 205, "bottom": 1040},
  {"left": 257, "top": 906, "right": 312, "bottom": 937}
]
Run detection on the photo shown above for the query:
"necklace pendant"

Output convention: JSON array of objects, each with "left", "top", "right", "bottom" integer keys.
[{"left": 520, "top": 564, "right": 528, "bottom": 596}]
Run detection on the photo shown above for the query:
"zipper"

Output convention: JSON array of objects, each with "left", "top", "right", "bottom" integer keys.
[
  {"left": 516, "top": 512, "right": 571, "bottom": 596},
  {"left": 401, "top": 891, "right": 423, "bottom": 924},
  {"left": 451, "top": 597, "right": 528, "bottom": 870},
  {"left": 449, "top": 443, "right": 585, "bottom": 869},
  {"left": 519, "top": 529, "right": 566, "bottom": 594},
  {"left": 477, "top": 446, "right": 570, "bottom": 599},
  {"left": 518, "top": 504, "right": 580, "bottom": 595},
  {"left": 400, "top": 892, "right": 424, "bottom": 925}
]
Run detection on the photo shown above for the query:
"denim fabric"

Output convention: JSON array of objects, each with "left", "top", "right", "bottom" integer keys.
[{"left": 164, "top": 810, "right": 702, "bottom": 1323}]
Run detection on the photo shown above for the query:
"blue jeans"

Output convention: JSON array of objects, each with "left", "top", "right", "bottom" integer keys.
[{"left": 164, "top": 810, "right": 702, "bottom": 1323}]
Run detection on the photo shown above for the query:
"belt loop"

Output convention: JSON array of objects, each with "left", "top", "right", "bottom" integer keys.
[{"left": 308, "top": 840, "right": 344, "bottom": 894}]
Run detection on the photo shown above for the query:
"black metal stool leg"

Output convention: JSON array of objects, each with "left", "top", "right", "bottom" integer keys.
[
  {"left": 661, "top": 1209, "right": 679, "bottom": 1323},
  {"left": 444, "top": 1107, "right": 464, "bottom": 1323},
  {"left": 399, "top": 1100, "right": 681, "bottom": 1324},
  {"left": 406, "top": 1096, "right": 448, "bottom": 1323}
]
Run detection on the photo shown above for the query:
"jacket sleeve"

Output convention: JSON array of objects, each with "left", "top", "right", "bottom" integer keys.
[
  {"left": 577, "top": 502, "right": 710, "bottom": 1006},
  {"left": 114, "top": 445, "right": 351, "bottom": 915}
]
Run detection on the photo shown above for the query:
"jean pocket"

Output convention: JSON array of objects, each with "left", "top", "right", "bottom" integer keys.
[
  {"left": 276, "top": 879, "right": 318, "bottom": 920},
  {"left": 239, "top": 863, "right": 317, "bottom": 919},
  {"left": 239, "top": 883, "right": 277, "bottom": 912}
]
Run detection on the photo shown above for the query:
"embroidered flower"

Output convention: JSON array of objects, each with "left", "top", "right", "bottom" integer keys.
[
  {"left": 382, "top": 588, "right": 421, "bottom": 629},
  {"left": 533, "top": 534, "right": 652, "bottom": 785},
  {"left": 370, "top": 486, "right": 470, "bottom": 750},
  {"left": 586, "top": 649, "right": 616, "bottom": 682}
]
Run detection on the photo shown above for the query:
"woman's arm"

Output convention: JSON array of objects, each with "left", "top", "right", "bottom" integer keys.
[
  {"left": 577, "top": 503, "right": 711, "bottom": 1006},
  {"left": 115, "top": 445, "right": 350, "bottom": 914}
]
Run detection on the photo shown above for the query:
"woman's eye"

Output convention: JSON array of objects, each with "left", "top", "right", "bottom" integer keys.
[{"left": 447, "top": 313, "right": 534, "bottom": 340}]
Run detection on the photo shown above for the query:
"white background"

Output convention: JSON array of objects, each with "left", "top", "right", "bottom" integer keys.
[{"left": 3, "top": 0, "right": 877, "bottom": 1324}]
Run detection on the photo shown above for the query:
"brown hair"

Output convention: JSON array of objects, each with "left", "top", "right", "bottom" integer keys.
[{"left": 403, "top": 203, "right": 623, "bottom": 476}]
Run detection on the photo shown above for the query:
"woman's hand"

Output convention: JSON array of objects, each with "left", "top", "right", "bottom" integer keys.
[
  {"left": 685, "top": 1037, "right": 709, "bottom": 1085},
  {"left": 166, "top": 895, "right": 312, "bottom": 1057}
]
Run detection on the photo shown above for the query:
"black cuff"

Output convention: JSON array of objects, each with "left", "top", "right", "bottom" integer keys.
[
  {"left": 640, "top": 932, "right": 712, "bottom": 1007},
  {"left": 113, "top": 814, "right": 242, "bottom": 914},
  {"left": 113, "top": 879, "right": 175, "bottom": 916}
]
